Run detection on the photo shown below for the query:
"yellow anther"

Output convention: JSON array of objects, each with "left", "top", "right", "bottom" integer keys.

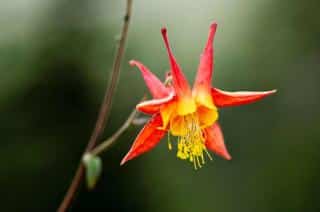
[
  {"left": 167, "top": 133, "right": 172, "bottom": 150},
  {"left": 170, "top": 113, "right": 212, "bottom": 169}
]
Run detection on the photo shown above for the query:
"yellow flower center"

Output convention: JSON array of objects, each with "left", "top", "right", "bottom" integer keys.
[{"left": 169, "top": 113, "right": 212, "bottom": 169}]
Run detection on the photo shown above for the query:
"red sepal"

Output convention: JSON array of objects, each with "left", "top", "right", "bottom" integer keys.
[
  {"left": 120, "top": 114, "right": 166, "bottom": 165},
  {"left": 212, "top": 88, "right": 276, "bottom": 107},
  {"left": 130, "top": 60, "right": 169, "bottom": 99},
  {"left": 161, "top": 28, "right": 192, "bottom": 98},
  {"left": 193, "top": 22, "right": 217, "bottom": 93},
  {"left": 204, "top": 122, "right": 232, "bottom": 160}
]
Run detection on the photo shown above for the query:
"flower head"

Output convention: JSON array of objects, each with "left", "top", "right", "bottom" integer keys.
[{"left": 121, "top": 22, "right": 276, "bottom": 169}]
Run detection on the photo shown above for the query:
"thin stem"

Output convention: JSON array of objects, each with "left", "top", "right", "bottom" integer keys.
[
  {"left": 91, "top": 109, "right": 138, "bottom": 156},
  {"left": 57, "top": 1, "right": 133, "bottom": 211},
  {"left": 87, "top": 0, "right": 133, "bottom": 151}
]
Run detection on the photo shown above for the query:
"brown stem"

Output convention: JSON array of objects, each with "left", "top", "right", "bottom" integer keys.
[{"left": 57, "top": 0, "right": 133, "bottom": 211}]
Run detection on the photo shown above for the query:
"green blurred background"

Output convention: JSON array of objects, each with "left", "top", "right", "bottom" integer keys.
[{"left": 1, "top": 0, "right": 320, "bottom": 211}]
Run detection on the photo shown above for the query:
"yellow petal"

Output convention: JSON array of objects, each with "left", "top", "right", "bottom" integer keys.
[
  {"left": 170, "top": 115, "right": 188, "bottom": 136},
  {"left": 193, "top": 87, "right": 215, "bottom": 109},
  {"left": 197, "top": 106, "right": 218, "bottom": 128},
  {"left": 160, "top": 101, "right": 176, "bottom": 129},
  {"left": 176, "top": 97, "right": 196, "bottom": 116}
]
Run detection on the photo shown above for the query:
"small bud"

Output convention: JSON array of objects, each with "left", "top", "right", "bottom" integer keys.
[{"left": 83, "top": 153, "right": 102, "bottom": 190}]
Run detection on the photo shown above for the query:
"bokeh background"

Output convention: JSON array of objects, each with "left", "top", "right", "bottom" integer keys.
[{"left": 1, "top": 0, "right": 320, "bottom": 211}]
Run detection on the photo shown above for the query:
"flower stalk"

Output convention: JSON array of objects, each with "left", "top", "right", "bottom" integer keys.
[{"left": 91, "top": 108, "right": 138, "bottom": 156}]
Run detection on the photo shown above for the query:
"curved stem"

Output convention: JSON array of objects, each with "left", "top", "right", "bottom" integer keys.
[
  {"left": 91, "top": 109, "right": 138, "bottom": 156},
  {"left": 57, "top": 1, "right": 133, "bottom": 211}
]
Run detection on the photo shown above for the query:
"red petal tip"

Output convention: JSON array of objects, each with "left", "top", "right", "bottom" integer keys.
[
  {"left": 120, "top": 155, "right": 130, "bottom": 166},
  {"left": 120, "top": 159, "right": 126, "bottom": 166},
  {"left": 161, "top": 27, "right": 167, "bottom": 35},
  {"left": 224, "top": 152, "right": 232, "bottom": 160},
  {"left": 161, "top": 28, "right": 170, "bottom": 49},
  {"left": 216, "top": 148, "right": 232, "bottom": 161},
  {"left": 210, "top": 22, "right": 217, "bottom": 29},
  {"left": 259, "top": 89, "right": 278, "bottom": 96}
]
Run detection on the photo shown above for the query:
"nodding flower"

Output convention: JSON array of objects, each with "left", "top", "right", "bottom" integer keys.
[{"left": 121, "top": 22, "right": 276, "bottom": 169}]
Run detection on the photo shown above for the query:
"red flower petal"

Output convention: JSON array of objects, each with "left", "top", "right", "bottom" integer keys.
[
  {"left": 120, "top": 114, "right": 166, "bottom": 165},
  {"left": 211, "top": 88, "right": 277, "bottom": 107},
  {"left": 136, "top": 91, "right": 175, "bottom": 114},
  {"left": 130, "top": 60, "right": 169, "bottom": 99},
  {"left": 161, "top": 28, "right": 192, "bottom": 98},
  {"left": 193, "top": 22, "right": 217, "bottom": 95},
  {"left": 204, "top": 122, "right": 232, "bottom": 160}
]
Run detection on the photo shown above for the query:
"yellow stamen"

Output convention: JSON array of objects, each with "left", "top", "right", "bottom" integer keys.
[
  {"left": 167, "top": 133, "right": 172, "bottom": 150},
  {"left": 170, "top": 113, "right": 212, "bottom": 169}
]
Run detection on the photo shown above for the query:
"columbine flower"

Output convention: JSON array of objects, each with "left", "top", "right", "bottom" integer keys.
[{"left": 121, "top": 22, "right": 276, "bottom": 169}]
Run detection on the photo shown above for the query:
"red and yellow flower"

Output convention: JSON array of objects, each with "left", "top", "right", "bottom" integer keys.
[{"left": 121, "top": 22, "right": 276, "bottom": 169}]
